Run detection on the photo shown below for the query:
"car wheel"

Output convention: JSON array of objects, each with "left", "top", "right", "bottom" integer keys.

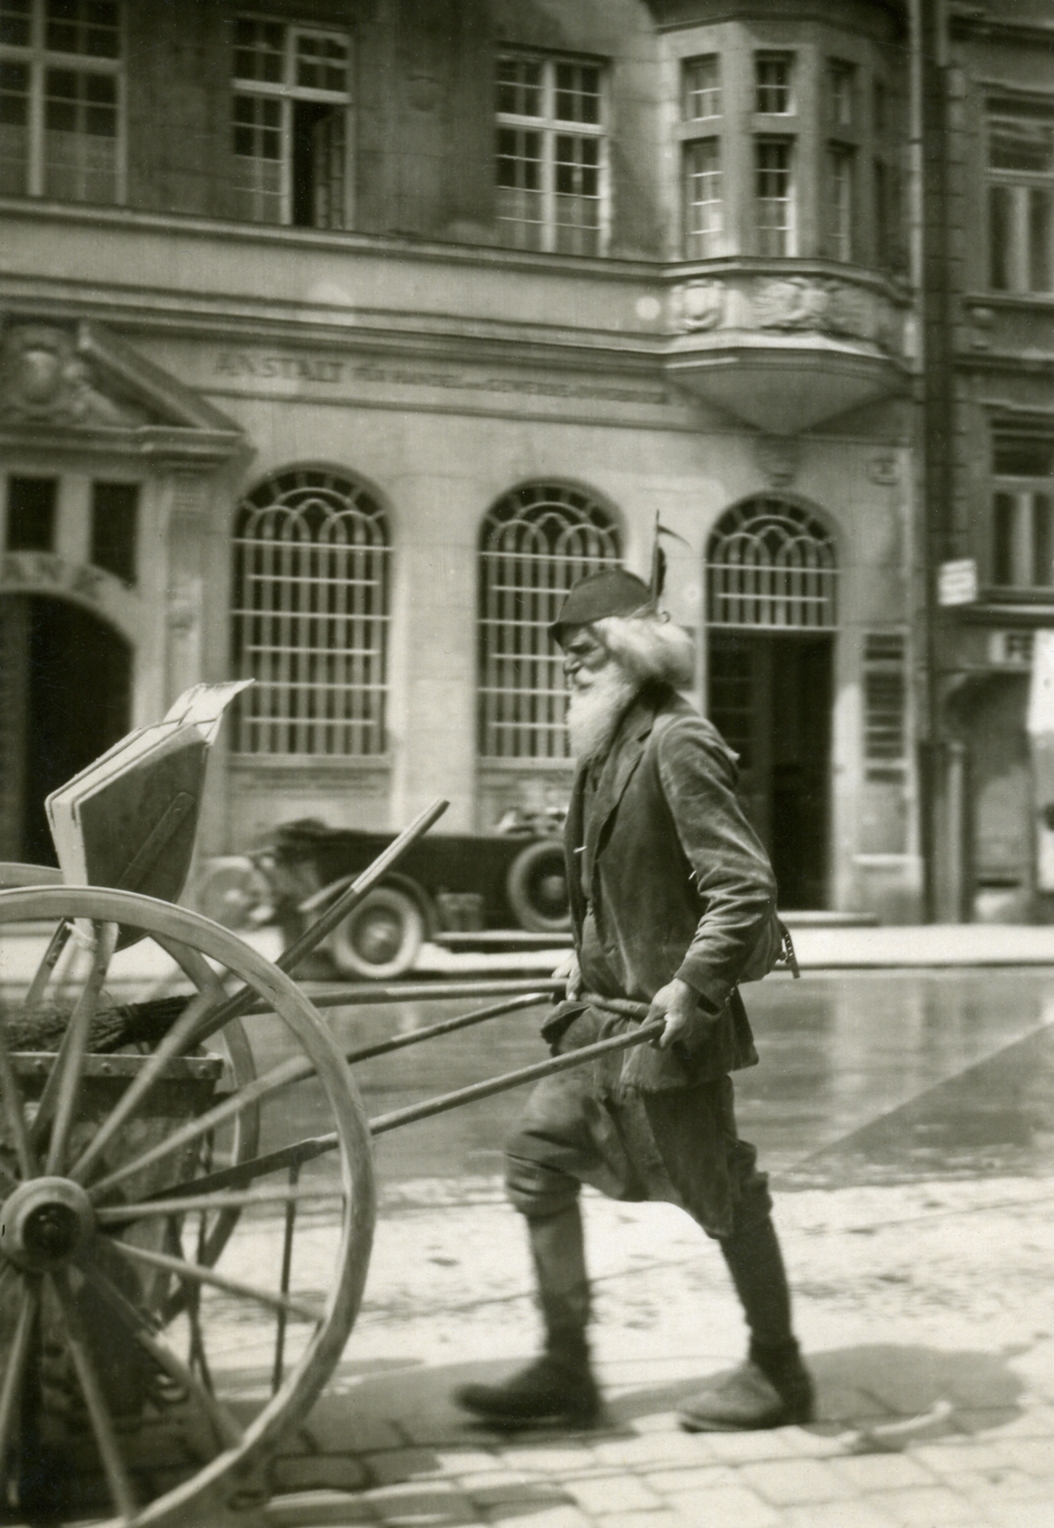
[
  {"left": 506, "top": 841, "right": 571, "bottom": 933},
  {"left": 328, "top": 886, "right": 425, "bottom": 979}
]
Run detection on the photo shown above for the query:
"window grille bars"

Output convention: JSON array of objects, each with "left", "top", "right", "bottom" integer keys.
[
  {"left": 706, "top": 497, "right": 837, "bottom": 630},
  {"left": 478, "top": 484, "right": 620, "bottom": 759},
  {"left": 863, "top": 631, "right": 907, "bottom": 778},
  {"left": 231, "top": 469, "right": 389, "bottom": 756}
]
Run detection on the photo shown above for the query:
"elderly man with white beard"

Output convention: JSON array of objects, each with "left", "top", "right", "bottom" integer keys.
[{"left": 454, "top": 568, "right": 813, "bottom": 1434}]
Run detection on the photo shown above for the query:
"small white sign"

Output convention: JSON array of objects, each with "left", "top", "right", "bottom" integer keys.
[{"left": 937, "top": 558, "right": 978, "bottom": 606}]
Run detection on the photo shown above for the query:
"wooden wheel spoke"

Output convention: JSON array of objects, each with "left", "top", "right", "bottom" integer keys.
[
  {"left": 96, "top": 1185, "right": 339, "bottom": 1223},
  {"left": 122, "top": 1130, "right": 341, "bottom": 1206},
  {"left": 111, "top": 1238, "right": 321, "bottom": 1322},
  {"left": 78, "top": 1258, "right": 243, "bottom": 1450},
  {"left": 85, "top": 1051, "right": 312, "bottom": 1202},
  {"left": 33, "top": 922, "right": 118, "bottom": 1168},
  {"left": 69, "top": 979, "right": 226, "bottom": 1184},
  {"left": 23, "top": 919, "right": 73, "bottom": 1015},
  {"left": 0, "top": 1015, "right": 36, "bottom": 1179},
  {"left": 0, "top": 1274, "right": 38, "bottom": 1492},
  {"left": 51, "top": 1269, "right": 138, "bottom": 1521}
]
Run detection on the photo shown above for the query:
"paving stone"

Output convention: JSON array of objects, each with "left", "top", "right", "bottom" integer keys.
[
  {"left": 265, "top": 1490, "right": 378, "bottom": 1526},
  {"left": 498, "top": 1445, "right": 602, "bottom": 1476},
  {"left": 984, "top": 1503, "right": 1054, "bottom": 1528},
  {"left": 363, "top": 1451, "right": 443, "bottom": 1486},
  {"left": 739, "top": 1457, "right": 857, "bottom": 1506},
  {"left": 482, "top": 1506, "right": 592, "bottom": 1528},
  {"left": 781, "top": 1426, "right": 852, "bottom": 1458},
  {"left": 365, "top": 1481, "right": 478, "bottom": 1525},
  {"left": 956, "top": 1467, "right": 1050, "bottom": 1506},
  {"left": 591, "top": 1434, "right": 711, "bottom": 1469},
  {"left": 433, "top": 1452, "right": 505, "bottom": 1476},
  {"left": 307, "top": 1403, "right": 403, "bottom": 1457},
  {"left": 465, "top": 1478, "right": 569, "bottom": 1508},
  {"left": 781, "top": 1502, "right": 902, "bottom": 1528},
  {"left": 567, "top": 1473, "right": 662, "bottom": 1514},
  {"left": 999, "top": 1437, "right": 1054, "bottom": 1474},
  {"left": 869, "top": 1485, "right": 982, "bottom": 1524},
  {"left": 596, "top": 1514, "right": 684, "bottom": 1528},
  {"left": 697, "top": 1429, "right": 799, "bottom": 1463},
  {"left": 659, "top": 1484, "right": 779, "bottom": 1528},
  {"left": 911, "top": 1441, "right": 1015, "bottom": 1476},
  {"left": 629, "top": 1413, "right": 687, "bottom": 1435},
  {"left": 641, "top": 1464, "right": 736, "bottom": 1495},
  {"left": 271, "top": 1457, "right": 372, "bottom": 1495},
  {"left": 830, "top": 1452, "right": 938, "bottom": 1491}
]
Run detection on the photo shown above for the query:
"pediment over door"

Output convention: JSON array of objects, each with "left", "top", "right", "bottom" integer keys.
[{"left": 0, "top": 319, "right": 244, "bottom": 463}]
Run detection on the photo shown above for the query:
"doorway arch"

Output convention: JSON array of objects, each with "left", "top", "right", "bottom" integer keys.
[
  {"left": 705, "top": 496, "right": 837, "bottom": 909},
  {"left": 0, "top": 595, "right": 132, "bottom": 864}
]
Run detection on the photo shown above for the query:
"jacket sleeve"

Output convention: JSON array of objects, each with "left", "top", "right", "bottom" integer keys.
[{"left": 654, "top": 715, "right": 778, "bottom": 1013}]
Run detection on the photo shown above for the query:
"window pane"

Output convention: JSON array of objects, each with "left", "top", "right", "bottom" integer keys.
[
  {"left": 231, "top": 471, "right": 390, "bottom": 756},
  {"left": 828, "top": 60, "right": 855, "bottom": 129},
  {"left": 826, "top": 145, "right": 854, "bottom": 260},
  {"left": 684, "top": 55, "right": 720, "bottom": 121},
  {"left": 496, "top": 125, "right": 543, "bottom": 247},
  {"left": 554, "top": 133, "right": 599, "bottom": 254},
  {"left": 989, "top": 116, "right": 1054, "bottom": 173},
  {"left": 756, "top": 54, "right": 792, "bottom": 114},
  {"left": 554, "top": 62, "right": 599, "bottom": 124},
  {"left": 6, "top": 477, "right": 57, "bottom": 552},
  {"left": 0, "top": 0, "right": 31, "bottom": 47},
  {"left": 90, "top": 481, "right": 138, "bottom": 585},
  {"left": 684, "top": 137, "right": 722, "bottom": 258},
  {"left": 234, "top": 18, "right": 284, "bottom": 84},
  {"left": 0, "top": 59, "right": 28, "bottom": 193},
  {"left": 1029, "top": 187, "right": 1053, "bottom": 292},
  {"left": 296, "top": 32, "right": 348, "bottom": 93},
  {"left": 478, "top": 486, "right": 620, "bottom": 759},
  {"left": 993, "top": 437, "right": 1054, "bottom": 476},
  {"left": 992, "top": 492, "right": 1016, "bottom": 586},
  {"left": 496, "top": 56, "right": 542, "bottom": 117},
  {"left": 45, "top": 0, "right": 118, "bottom": 58},
  {"left": 43, "top": 66, "right": 117, "bottom": 199},
  {"left": 1033, "top": 494, "right": 1053, "bottom": 587},
  {"left": 988, "top": 183, "right": 1012, "bottom": 290},
  {"left": 756, "top": 139, "right": 792, "bottom": 255}
]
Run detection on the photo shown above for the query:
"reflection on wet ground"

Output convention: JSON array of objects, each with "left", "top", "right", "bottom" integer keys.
[{"left": 259, "top": 967, "right": 1054, "bottom": 1190}]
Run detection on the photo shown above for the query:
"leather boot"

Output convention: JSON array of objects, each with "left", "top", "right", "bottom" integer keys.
[
  {"left": 454, "top": 1205, "right": 600, "bottom": 1427},
  {"left": 680, "top": 1215, "right": 814, "bottom": 1432}
]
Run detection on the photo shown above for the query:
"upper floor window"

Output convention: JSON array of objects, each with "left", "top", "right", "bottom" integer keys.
[
  {"left": 684, "top": 54, "right": 721, "bottom": 121},
  {"left": 232, "top": 17, "right": 351, "bottom": 229},
  {"left": 755, "top": 53, "right": 793, "bottom": 115},
  {"left": 231, "top": 468, "right": 390, "bottom": 756},
  {"left": 478, "top": 483, "right": 620, "bottom": 759},
  {"left": 0, "top": 0, "right": 121, "bottom": 202},
  {"left": 495, "top": 52, "right": 606, "bottom": 256},
  {"left": 987, "top": 107, "right": 1054, "bottom": 294},
  {"left": 825, "top": 143, "right": 855, "bottom": 261},
  {"left": 755, "top": 138, "right": 794, "bottom": 256},
  {"left": 991, "top": 436, "right": 1054, "bottom": 591},
  {"left": 828, "top": 60, "right": 856, "bottom": 131}
]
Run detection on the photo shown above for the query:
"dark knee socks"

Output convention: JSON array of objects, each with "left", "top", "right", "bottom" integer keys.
[
  {"left": 719, "top": 1213, "right": 794, "bottom": 1351},
  {"left": 527, "top": 1204, "right": 591, "bottom": 1370}
]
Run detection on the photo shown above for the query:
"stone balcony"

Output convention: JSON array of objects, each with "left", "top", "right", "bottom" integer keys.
[{"left": 664, "top": 262, "right": 913, "bottom": 435}]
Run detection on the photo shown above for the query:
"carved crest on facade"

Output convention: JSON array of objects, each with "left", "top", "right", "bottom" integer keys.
[
  {"left": 0, "top": 324, "right": 146, "bottom": 427},
  {"left": 751, "top": 277, "right": 895, "bottom": 351},
  {"left": 670, "top": 279, "right": 726, "bottom": 332}
]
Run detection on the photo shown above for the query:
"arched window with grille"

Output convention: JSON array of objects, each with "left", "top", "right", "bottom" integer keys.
[
  {"left": 478, "top": 483, "right": 621, "bottom": 759},
  {"left": 706, "top": 496, "right": 837, "bottom": 629},
  {"left": 231, "top": 467, "right": 390, "bottom": 755}
]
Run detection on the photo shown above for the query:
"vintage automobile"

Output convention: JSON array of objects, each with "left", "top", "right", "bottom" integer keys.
[{"left": 197, "top": 811, "right": 571, "bottom": 979}]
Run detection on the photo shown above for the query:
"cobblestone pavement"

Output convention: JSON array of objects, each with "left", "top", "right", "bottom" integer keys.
[{"left": 247, "top": 1172, "right": 1054, "bottom": 1528}]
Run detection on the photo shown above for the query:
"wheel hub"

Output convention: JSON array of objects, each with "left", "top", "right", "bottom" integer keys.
[{"left": 0, "top": 1176, "right": 96, "bottom": 1271}]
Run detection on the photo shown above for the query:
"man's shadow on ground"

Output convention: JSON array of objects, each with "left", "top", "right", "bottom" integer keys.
[{"left": 288, "top": 1340, "right": 1026, "bottom": 1495}]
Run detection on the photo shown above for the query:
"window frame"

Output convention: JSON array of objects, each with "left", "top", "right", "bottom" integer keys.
[
  {"left": 231, "top": 13, "right": 353, "bottom": 230},
  {"left": 477, "top": 483, "right": 621, "bottom": 761},
  {"left": 754, "top": 135, "right": 796, "bottom": 257},
  {"left": 230, "top": 467, "right": 390, "bottom": 758},
  {"left": 494, "top": 49, "right": 609, "bottom": 257},
  {"left": 0, "top": 0, "right": 124, "bottom": 203},
  {"left": 985, "top": 100, "right": 1054, "bottom": 295},
  {"left": 862, "top": 631, "right": 908, "bottom": 781},
  {"left": 989, "top": 434, "right": 1054, "bottom": 594}
]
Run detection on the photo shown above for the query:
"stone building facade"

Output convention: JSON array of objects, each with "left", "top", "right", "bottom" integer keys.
[{"left": 0, "top": 0, "right": 928, "bottom": 919}]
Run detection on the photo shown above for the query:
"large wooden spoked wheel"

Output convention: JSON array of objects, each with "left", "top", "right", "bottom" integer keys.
[{"left": 0, "top": 886, "right": 375, "bottom": 1528}]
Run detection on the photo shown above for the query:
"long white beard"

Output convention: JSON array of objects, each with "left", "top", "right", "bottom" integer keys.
[{"left": 566, "top": 664, "right": 638, "bottom": 764}]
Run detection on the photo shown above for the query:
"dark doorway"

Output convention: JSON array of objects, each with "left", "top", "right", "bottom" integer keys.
[
  {"left": 708, "top": 631, "right": 833, "bottom": 909},
  {"left": 0, "top": 595, "right": 131, "bottom": 865}
]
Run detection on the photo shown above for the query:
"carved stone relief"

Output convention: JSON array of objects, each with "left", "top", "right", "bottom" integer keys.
[
  {"left": 755, "top": 435, "right": 801, "bottom": 485},
  {"left": 0, "top": 324, "right": 147, "bottom": 427},
  {"left": 669, "top": 279, "right": 726, "bottom": 332}
]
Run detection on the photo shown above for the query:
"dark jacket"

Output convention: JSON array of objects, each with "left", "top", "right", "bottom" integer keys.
[{"left": 564, "top": 682, "right": 781, "bottom": 1090}]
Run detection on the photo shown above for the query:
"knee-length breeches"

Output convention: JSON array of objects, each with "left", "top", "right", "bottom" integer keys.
[{"left": 504, "top": 1059, "right": 772, "bottom": 1240}]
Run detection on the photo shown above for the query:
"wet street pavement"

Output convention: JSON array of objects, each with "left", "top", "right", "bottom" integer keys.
[{"left": 308, "top": 966, "right": 1054, "bottom": 1189}]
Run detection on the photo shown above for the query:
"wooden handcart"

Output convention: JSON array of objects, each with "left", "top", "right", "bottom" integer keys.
[{"left": 0, "top": 701, "right": 664, "bottom": 1528}]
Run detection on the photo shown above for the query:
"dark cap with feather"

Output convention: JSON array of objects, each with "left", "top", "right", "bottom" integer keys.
[{"left": 548, "top": 568, "right": 654, "bottom": 645}]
